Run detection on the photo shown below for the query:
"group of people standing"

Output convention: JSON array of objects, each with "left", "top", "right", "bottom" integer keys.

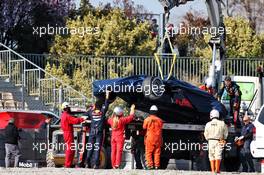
[
  {"left": 204, "top": 109, "right": 255, "bottom": 174},
  {"left": 3, "top": 76, "right": 255, "bottom": 173},
  {"left": 202, "top": 76, "right": 255, "bottom": 173},
  {"left": 60, "top": 90, "right": 164, "bottom": 170}
]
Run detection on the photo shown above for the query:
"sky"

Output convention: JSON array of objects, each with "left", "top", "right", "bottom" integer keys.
[{"left": 76, "top": 0, "right": 208, "bottom": 25}]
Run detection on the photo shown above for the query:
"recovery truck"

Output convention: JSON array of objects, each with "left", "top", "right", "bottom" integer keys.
[
  {"left": 91, "top": 0, "right": 263, "bottom": 171},
  {"left": 46, "top": 0, "right": 263, "bottom": 171}
]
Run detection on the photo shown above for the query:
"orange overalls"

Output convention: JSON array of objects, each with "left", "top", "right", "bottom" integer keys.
[{"left": 143, "top": 115, "right": 163, "bottom": 168}]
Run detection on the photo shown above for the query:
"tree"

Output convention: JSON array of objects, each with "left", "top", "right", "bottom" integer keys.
[
  {"left": 113, "top": 0, "right": 152, "bottom": 19},
  {"left": 226, "top": 0, "right": 264, "bottom": 33},
  {"left": 50, "top": 9, "right": 156, "bottom": 57},
  {"left": 173, "top": 11, "right": 210, "bottom": 57},
  {"left": 0, "top": 0, "right": 74, "bottom": 52},
  {"left": 224, "top": 17, "right": 262, "bottom": 58},
  {"left": 0, "top": 0, "right": 32, "bottom": 49},
  {"left": 195, "top": 17, "right": 263, "bottom": 58},
  {"left": 175, "top": 11, "right": 263, "bottom": 58}
]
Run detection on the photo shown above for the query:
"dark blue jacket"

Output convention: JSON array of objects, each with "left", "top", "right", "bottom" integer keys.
[
  {"left": 241, "top": 123, "right": 254, "bottom": 149},
  {"left": 87, "top": 100, "right": 109, "bottom": 135}
]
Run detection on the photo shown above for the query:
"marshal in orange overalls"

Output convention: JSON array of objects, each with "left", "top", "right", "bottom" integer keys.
[{"left": 143, "top": 114, "right": 163, "bottom": 168}]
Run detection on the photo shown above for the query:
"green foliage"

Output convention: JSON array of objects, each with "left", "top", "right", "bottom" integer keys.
[
  {"left": 72, "top": 68, "right": 93, "bottom": 97},
  {"left": 194, "top": 17, "right": 263, "bottom": 59},
  {"left": 224, "top": 17, "right": 262, "bottom": 58},
  {"left": 44, "top": 62, "right": 71, "bottom": 87},
  {"left": 48, "top": 8, "right": 153, "bottom": 101},
  {"left": 50, "top": 9, "right": 156, "bottom": 57},
  {"left": 258, "top": 34, "right": 264, "bottom": 57},
  {"left": 193, "top": 34, "right": 211, "bottom": 59}
]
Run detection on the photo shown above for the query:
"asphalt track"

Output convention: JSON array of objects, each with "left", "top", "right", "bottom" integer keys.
[{"left": 0, "top": 168, "right": 260, "bottom": 175}]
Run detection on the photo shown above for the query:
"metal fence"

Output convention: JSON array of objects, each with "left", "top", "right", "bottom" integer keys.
[
  {"left": 1, "top": 50, "right": 264, "bottom": 112},
  {"left": 0, "top": 44, "right": 88, "bottom": 112},
  {"left": 21, "top": 53, "right": 264, "bottom": 84}
]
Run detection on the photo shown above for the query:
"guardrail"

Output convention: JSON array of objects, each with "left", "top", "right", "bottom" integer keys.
[{"left": 0, "top": 43, "right": 88, "bottom": 113}]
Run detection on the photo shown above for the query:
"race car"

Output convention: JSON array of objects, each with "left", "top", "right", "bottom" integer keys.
[{"left": 93, "top": 75, "right": 227, "bottom": 124}]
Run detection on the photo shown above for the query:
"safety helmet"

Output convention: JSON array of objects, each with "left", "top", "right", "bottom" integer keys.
[
  {"left": 210, "top": 109, "right": 219, "bottom": 119},
  {"left": 150, "top": 105, "right": 158, "bottom": 111},
  {"left": 113, "top": 106, "right": 124, "bottom": 116},
  {"left": 9, "top": 118, "right": 15, "bottom": 124},
  {"left": 62, "top": 102, "right": 70, "bottom": 109}
]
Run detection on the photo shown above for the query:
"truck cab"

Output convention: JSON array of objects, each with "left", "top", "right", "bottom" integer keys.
[{"left": 220, "top": 76, "right": 261, "bottom": 119}]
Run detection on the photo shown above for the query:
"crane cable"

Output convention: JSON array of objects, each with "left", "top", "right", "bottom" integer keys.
[{"left": 154, "top": 29, "right": 177, "bottom": 81}]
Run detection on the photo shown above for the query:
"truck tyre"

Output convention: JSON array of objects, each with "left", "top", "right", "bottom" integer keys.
[
  {"left": 106, "top": 146, "right": 112, "bottom": 169},
  {"left": 142, "top": 76, "right": 165, "bottom": 100},
  {"left": 46, "top": 149, "right": 55, "bottom": 167},
  {"left": 224, "top": 157, "right": 240, "bottom": 172},
  {"left": 140, "top": 148, "right": 148, "bottom": 169},
  {"left": 160, "top": 157, "right": 169, "bottom": 169}
]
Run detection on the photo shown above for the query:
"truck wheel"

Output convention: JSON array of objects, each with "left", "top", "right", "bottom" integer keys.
[
  {"left": 160, "top": 157, "right": 169, "bottom": 169},
  {"left": 142, "top": 76, "right": 165, "bottom": 100},
  {"left": 224, "top": 157, "right": 240, "bottom": 172},
  {"left": 140, "top": 148, "right": 148, "bottom": 169},
  {"left": 106, "top": 146, "right": 112, "bottom": 169},
  {"left": 99, "top": 147, "right": 108, "bottom": 169},
  {"left": 46, "top": 149, "right": 55, "bottom": 167}
]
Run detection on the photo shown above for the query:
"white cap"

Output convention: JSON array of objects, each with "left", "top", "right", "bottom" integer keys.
[
  {"left": 113, "top": 106, "right": 124, "bottom": 116},
  {"left": 62, "top": 102, "right": 70, "bottom": 109},
  {"left": 150, "top": 105, "right": 158, "bottom": 111},
  {"left": 210, "top": 109, "right": 219, "bottom": 119},
  {"left": 206, "top": 78, "right": 213, "bottom": 87}
]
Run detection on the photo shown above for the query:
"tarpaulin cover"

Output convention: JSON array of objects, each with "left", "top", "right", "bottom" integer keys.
[{"left": 93, "top": 75, "right": 226, "bottom": 116}]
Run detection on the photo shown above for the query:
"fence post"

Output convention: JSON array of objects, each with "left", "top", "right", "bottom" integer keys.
[
  {"left": 21, "top": 73, "right": 25, "bottom": 110},
  {"left": 92, "top": 76, "right": 95, "bottom": 104},
  {"left": 8, "top": 51, "right": 11, "bottom": 82},
  {"left": 53, "top": 79, "right": 56, "bottom": 112},
  {"left": 58, "top": 85, "right": 64, "bottom": 115}
]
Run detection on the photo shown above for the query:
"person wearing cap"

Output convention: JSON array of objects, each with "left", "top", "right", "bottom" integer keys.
[
  {"left": 204, "top": 109, "right": 228, "bottom": 174},
  {"left": 4, "top": 118, "right": 21, "bottom": 168},
  {"left": 85, "top": 90, "right": 110, "bottom": 169},
  {"left": 235, "top": 115, "right": 255, "bottom": 172},
  {"left": 199, "top": 77, "right": 215, "bottom": 96},
  {"left": 143, "top": 105, "right": 163, "bottom": 169},
  {"left": 60, "top": 102, "right": 86, "bottom": 168},
  {"left": 218, "top": 76, "right": 242, "bottom": 127},
  {"left": 107, "top": 104, "right": 135, "bottom": 169}
]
